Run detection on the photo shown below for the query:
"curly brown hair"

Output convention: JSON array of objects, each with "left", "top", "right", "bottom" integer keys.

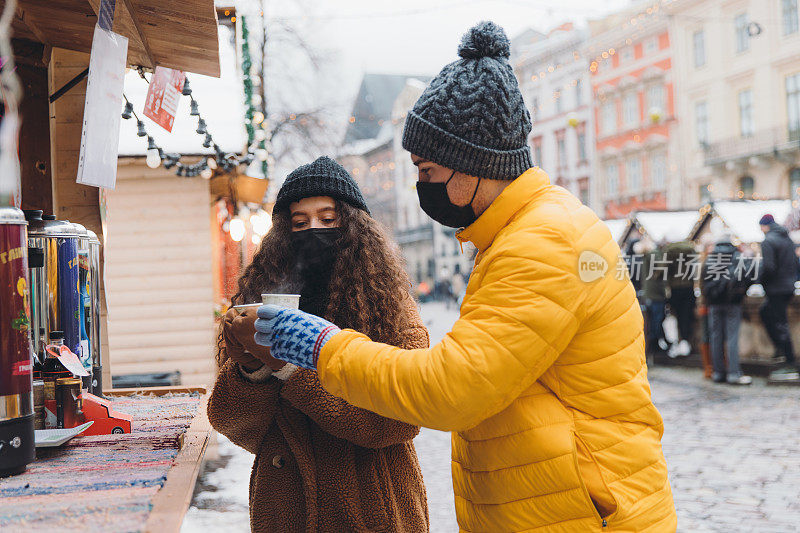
[{"left": 216, "top": 201, "right": 413, "bottom": 365}]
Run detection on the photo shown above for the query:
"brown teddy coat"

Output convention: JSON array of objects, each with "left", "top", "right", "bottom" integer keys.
[{"left": 207, "top": 307, "right": 430, "bottom": 533}]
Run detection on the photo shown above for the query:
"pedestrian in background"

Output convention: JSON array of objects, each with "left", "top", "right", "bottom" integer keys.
[
  {"left": 255, "top": 21, "right": 676, "bottom": 531},
  {"left": 758, "top": 214, "right": 800, "bottom": 381},
  {"left": 665, "top": 239, "right": 697, "bottom": 357},
  {"left": 638, "top": 238, "right": 669, "bottom": 355},
  {"left": 701, "top": 233, "right": 753, "bottom": 385}
]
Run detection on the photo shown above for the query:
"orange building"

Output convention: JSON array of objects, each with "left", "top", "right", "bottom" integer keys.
[{"left": 587, "top": 2, "right": 680, "bottom": 219}]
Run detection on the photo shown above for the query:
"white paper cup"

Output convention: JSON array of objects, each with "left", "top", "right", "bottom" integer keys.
[{"left": 262, "top": 293, "right": 301, "bottom": 309}]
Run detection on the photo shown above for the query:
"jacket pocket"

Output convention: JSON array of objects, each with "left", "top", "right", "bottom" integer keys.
[{"left": 572, "top": 431, "right": 618, "bottom": 523}]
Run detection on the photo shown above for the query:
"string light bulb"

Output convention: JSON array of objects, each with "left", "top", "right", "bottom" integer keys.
[
  {"left": 182, "top": 79, "right": 192, "bottom": 96},
  {"left": 121, "top": 101, "right": 133, "bottom": 120},
  {"left": 200, "top": 167, "right": 213, "bottom": 179},
  {"left": 251, "top": 94, "right": 262, "bottom": 106},
  {"left": 196, "top": 118, "right": 207, "bottom": 135},
  {"left": 145, "top": 136, "right": 161, "bottom": 168},
  {"left": 256, "top": 148, "right": 268, "bottom": 161},
  {"left": 229, "top": 218, "right": 246, "bottom": 242},
  {"left": 254, "top": 128, "right": 267, "bottom": 142},
  {"left": 207, "top": 157, "right": 218, "bottom": 170},
  {"left": 252, "top": 111, "right": 265, "bottom": 124},
  {"left": 136, "top": 120, "right": 147, "bottom": 137},
  {"left": 190, "top": 99, "right": 200, "bottom": 116}
]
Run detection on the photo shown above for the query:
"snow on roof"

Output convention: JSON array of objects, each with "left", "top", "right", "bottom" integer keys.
[
  {"left": 634, "top": 210, "right": 700, "bottom": 243},
  {"left": 338, "top": 122, "right": 394, "bottom": 157},
  {"left": 118, "top": 24, "right": 246, "bottom": 157},
  {"left": 711, "top": 200, "right": 792, "bottom": 243},
  {"left": 602, "top": 218, "right": 628, "bottom": 243}
]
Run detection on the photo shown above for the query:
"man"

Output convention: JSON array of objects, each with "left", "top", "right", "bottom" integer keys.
[
  {"left": 255, "top": 22, "right": 676, "bottom": 532},
  {"left": 638, "top": 238, "right": 669, "bottom": 355},
  {"left": 664, "top": 239, "right": 697, "bottom": 358},
  {"left": 758, "top": 214, "right": 800, "bottom": 381},
  {"left": 701, "top": 233, "right": 753, "bottom": 385}
]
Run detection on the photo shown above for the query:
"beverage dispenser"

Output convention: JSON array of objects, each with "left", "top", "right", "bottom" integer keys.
[
  {"left": 0, "top": 206, "right": 35, "bottom": 477},
  {"left": 25, "top": 213, "right": 77, "bottom": 363},
  {"left": 86, "top": 230, "right": 103, "bottom": 396}
]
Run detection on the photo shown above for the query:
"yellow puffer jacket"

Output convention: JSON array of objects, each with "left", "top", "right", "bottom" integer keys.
[{"left": 318, "top": 168, "right": 677, "bottom": 532}]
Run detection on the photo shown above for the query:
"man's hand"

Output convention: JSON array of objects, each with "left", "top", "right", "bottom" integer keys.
[{"left": 254, "top": 305, "right": 341, "bottom": 369}]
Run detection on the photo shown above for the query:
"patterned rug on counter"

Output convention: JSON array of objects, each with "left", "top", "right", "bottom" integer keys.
[{"left": 0, "top": 392, "right": 202, "bottom": 532}]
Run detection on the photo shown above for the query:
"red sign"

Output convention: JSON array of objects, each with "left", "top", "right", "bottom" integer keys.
[{"left": 143, "top": 66, "right": 185, "bottom": 132}]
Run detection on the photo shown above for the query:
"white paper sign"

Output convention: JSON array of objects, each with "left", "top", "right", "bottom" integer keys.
[{"left": 77, "top": 25, "right": 129, "bottom": 189}]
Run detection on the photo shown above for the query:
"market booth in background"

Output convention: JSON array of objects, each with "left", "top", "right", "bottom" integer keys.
[
  {"left": 618, "top": 209, "right": 700, "bottom": 251},
  {"left": 0, "top": 0, "right": 232, "bottom": 530},
  {"left": 689, "top": 199, "right": 798, "bottom": 370}
]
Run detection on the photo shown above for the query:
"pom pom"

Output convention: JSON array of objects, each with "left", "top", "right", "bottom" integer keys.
[{"left": 458, "top": 21, "right": 511, "bottom": 60}]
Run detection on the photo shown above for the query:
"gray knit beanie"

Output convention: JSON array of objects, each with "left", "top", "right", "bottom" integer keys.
[
  {"left": 402, "top": 21, "right": 533, "bottom": 180},
  {"left": 274, "top": 156, "right": 370, "bottom": 215}
]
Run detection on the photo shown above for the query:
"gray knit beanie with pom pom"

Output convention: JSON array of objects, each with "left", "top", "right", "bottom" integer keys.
[{"left": 402, "top": 21, "right": 533, "bottom": 180}]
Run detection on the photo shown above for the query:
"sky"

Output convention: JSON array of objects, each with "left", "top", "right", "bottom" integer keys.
[
  {"left": 301, "top": 0, "right": 634, "bottom": 99},
  {"left": 255, "top": 0, "right": 634, "bottom": 121}
]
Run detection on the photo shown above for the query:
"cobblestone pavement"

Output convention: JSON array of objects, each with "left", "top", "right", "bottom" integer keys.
[{"left": 183, "top": 303, "right": 800, "bottom": 533}]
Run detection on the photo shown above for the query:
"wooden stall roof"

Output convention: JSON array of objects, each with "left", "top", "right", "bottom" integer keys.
[{"left": 5, "top": 0, "right": 220, "bottom": 76}]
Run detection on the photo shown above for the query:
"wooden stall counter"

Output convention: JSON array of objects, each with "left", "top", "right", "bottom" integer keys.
[{"left": 0, "top": 386, "right": 211, "bottom": 533}]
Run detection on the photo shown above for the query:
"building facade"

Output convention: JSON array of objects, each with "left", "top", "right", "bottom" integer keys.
[
  {"left": 389, "top": 80, "right": 475, "bottom": 291},
  {"left": 514, "top": 24, "right": 596, "bottom": 210},
  {"left": 587, "top": 1, "right": 679, "bottom": 218},
  {"left": 667, "top": 0, "right": 800, "bottom": 206}
]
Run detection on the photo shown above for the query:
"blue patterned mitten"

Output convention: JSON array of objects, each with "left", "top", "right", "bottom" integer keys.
[{"left": 253, "top": 305, "right": 341, "bottom": 369}]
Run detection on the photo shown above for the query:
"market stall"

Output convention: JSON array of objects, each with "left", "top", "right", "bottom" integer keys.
[
  {"left": 618, "top": 209, "right": 700, "bottom": 251},
  {"left": 688, "top": 199, "right": 797, "bottom": 368},
  {"left": 0, "top": 0, "right": 221, "bottom": 528}
]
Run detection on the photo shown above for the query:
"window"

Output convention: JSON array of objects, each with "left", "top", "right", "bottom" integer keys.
[
  {"left": 575, "top": 78, "right": 583, "bottom": 107},
  {"left": 693, "top": 30, "right": 706, "bottom": 68},
  {"left": 783, "top": 0, "right": 799, "bottom": 36},
  {"left": 557, "top": 135, "right": 567, "bottom": 168},
  {"left": 739, "top": 176, "right": 754, "bottom": 197},
  {"left": 577, "top": 131, "right": 587, "bottom": 162},
  {"left": 699, "top": 184, "right": 711, "bottom": 204},
  {"left": 647, "top": 85, "right": 665, "bottom": 112},
  {"left": 602, "top": 101, "right": 617, "bottom": 135},
  {"left": 606, "top": 163, "right": 619, "bottom": 196},
  {"left": 532, "top": 138, "right": 543, "bottom": 166},
  {"left": 645, "top": 38, "right": 658, "bottom": 54},
  {"left": 627, "top": 158, "right": 642, "bottom": 193},
  {"left": 579, "top": 178, "right": 590, "bottom": 205},
  {"left": 695, "top": 101, "right": 709, "bottom": 146},
  {"left": 787, "top": 73, "right": 800, "bottom": 140},
  {"left": 739, "top": 89, "right": 754, "bottom": 137},
  {"left": 651, "top": 153, "right": 666, "bottom": 190},
  {"left": 531, "top": 96, "right": 539, "bottom": 122},
  {"left": 621, "top": 47, "right": 633, "bottom": 63},
  {"left": 735, "top": 13, "right": 750, "bottom": 53},
  {"left": 791, "top": 168, "right": 800, "bottom": 200},
  {"left": 623, "top": 93, "right": 639, "bottom": 126}
]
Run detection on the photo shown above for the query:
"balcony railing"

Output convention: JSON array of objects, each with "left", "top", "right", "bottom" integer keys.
[
  {"left": 395, "top": 224, "right": 434, "bottom": 244},
  {"left": 704, "top": 126, "right": 800, "bottom": 166}
]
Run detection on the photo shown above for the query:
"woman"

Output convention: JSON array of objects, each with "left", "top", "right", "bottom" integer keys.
[{"left": 208, "top": 156, "right": 429, "bottom": 533}]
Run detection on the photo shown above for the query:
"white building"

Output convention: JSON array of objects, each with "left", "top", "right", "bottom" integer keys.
[
  {"left": 513, "top": 23, "right": 596, "bottom": 210},
  {"left": 390, "top": 80, "right": 475, "bottom": 289},
  {"left": 667, "top": 0, "right": 800, "bottom": 205}
]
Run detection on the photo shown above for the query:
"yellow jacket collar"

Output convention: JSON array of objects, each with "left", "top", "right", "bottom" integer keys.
[{"left": 457, "top": 167, "right": 550, "bottom": 252}]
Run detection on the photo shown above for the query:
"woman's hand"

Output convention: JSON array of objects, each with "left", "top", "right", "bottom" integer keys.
[
  {"left": 227, "top": 307, "right": 287, "bottom": 372},
  {"left": 222, "top": 308, "right": 264, "bottom": 371}
]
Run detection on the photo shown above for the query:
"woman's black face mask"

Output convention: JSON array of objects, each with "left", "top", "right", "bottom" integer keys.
[{"left": 290, "top": 227, "right": 342, "bottom": 278}]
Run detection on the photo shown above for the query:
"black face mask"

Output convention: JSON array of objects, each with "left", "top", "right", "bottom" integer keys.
[
  {"left": 290, "top": 228, "right": 341, "bottom": 278},
  {"left": 416, "top": 170, "right": 480, "bottom": 229}
]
